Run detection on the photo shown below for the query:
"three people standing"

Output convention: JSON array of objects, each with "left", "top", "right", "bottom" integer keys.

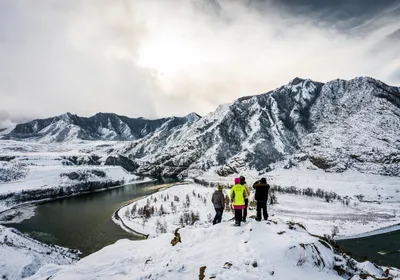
[{"left": 211, "top": 176, "right": 270, "bottom": 226}]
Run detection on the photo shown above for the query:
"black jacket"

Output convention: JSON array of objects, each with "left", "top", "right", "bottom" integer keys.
[{"left": 253, "top": 182, "right": 270, "bottom": 202}]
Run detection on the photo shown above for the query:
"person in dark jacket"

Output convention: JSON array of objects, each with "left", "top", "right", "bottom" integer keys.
[
  {"left": 211, "top": 185, "right": 225, "bottom": 225},
  {"left": 240, "top": 176, "right": 250, "bottom": 223},
  {"left": 253, "top": 178, "right": 270, "bottom": 221}
]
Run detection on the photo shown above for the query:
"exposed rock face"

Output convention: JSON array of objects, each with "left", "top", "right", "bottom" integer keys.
[
  {"left": 104, "top": 155, "right": 139, "bottom": 172},
  {"left": 61, "top": 155, "right": 101, "bottom": 166}
]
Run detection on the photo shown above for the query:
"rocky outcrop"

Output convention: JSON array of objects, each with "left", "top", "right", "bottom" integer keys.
[{"left": 104, "top": 155, "right": 139, "bottom": 172}]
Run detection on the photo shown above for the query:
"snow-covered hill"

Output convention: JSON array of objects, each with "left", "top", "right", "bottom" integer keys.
[
  {"left": 0, "top": 112, "right": 200, "bottom": 143},
  {"left": 0, "top": 225, "right": 79, "bottom": 280},
  {"left": 26, "top": 218, "right": 400, "bottom": 280}
]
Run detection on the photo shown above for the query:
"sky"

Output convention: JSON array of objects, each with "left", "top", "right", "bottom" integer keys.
[{"left": 0, "top": 0, "right": 400, "bottom": 128}]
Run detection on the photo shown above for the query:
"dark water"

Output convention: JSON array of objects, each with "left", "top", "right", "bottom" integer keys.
[
  {"left": 6, "top": 180, "right": 176, "bottom": 256},
  {"left": 338, "top": 230, "right": 400, "bottom": 268}
]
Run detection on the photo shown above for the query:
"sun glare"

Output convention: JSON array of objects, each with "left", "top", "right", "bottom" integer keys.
[{"left": 137, "top": 34, "right": 205, "bottom": 75}]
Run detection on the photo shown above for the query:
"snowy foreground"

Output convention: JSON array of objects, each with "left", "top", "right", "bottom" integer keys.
[
  {"left": 28, "top": 218, "right": 399, "bottom": 280},
  {"left": 4, "top": 177, "right": 400, "bottom": 280},
  {"left": 0, "top": 225, "right": 79, "bottom": 280}
]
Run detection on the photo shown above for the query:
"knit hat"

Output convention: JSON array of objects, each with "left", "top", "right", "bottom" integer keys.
[
  {"left": 234, "top": 177, "right": 241, "bottom": 184},
  {"left": 218, "top": 185, "right": 223, "bottom": 190}
]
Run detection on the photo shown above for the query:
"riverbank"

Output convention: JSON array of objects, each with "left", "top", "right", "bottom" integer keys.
[
  {"left": 0, "top": 177, "right": 155, "bottom": 224},
  {"left": 116, "top": 183, "right": 217, "bottom": 238},
  {"left": 112, "top": 181, "right": 191, "bottom": 238},
  {"left": 336, "top": 223, "right": 400, "bottom": 240}
]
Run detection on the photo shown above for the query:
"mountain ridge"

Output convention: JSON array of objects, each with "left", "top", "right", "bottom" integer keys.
[
  {"left": 0, "top": 112, "right": 201, "bottom": 142},
  {"left": 1, "top": 76, "right": 399, "bottom": 178}
]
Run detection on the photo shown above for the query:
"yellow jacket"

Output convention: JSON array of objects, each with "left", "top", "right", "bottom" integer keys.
[{"left": 230, "top": 184, "right": 248, "bottom": 206}]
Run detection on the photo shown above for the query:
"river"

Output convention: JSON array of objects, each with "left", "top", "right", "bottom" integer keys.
[
  {"left": 338, "top": 230, "right": 400, "bottom": 268},
  {"left": 3, "top": 180, "right": 175, "bottom": 256}
]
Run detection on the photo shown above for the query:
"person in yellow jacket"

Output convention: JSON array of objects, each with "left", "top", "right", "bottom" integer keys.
[{"left": 230, "top": 177, "right": 248, "bottom": 226}]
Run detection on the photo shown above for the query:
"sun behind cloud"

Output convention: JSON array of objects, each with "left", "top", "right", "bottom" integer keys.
[{"left": 137, "top": 33, "right": 206, "bottom": 76}]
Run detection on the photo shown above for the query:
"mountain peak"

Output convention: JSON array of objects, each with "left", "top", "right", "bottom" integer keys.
[
  {"left": 57, "top": 112, "right": 76, "bottom": 122},
  {"left": 184, "top": 112, "right": 201, "bottom": 122},
  {"left": 288, "top": 77, "right": 307, "bottom": 86}
]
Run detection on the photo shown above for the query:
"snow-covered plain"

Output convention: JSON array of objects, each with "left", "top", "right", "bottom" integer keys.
[{"left": 0, "top": 225, "right": 79, "bottom": 280}]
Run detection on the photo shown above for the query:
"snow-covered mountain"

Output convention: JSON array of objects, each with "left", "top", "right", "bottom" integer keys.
[
  {"left": 0, "top": 112, "right": 200, "bottom": 143},
  {"left": 115, "top": 77, "right": 400, "bottom": 178},
  {"left": 2, "top": 77, "right": 399, "bottom": 178}
]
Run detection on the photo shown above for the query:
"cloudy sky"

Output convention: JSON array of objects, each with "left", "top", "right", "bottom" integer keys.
[{"left": 1, "top": 0, "right": 400, "bottom": 128}]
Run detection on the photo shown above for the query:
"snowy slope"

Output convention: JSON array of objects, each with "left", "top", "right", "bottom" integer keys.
[
  {"left": 26, "top": 218, "right": 400, "bottom": 280},
  {"left": 0, "top": 225, "right": 79, "bottom": 280}
]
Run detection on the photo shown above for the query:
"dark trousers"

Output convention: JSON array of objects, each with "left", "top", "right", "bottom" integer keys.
[
  {"left": 256, "top": 201, "right": 268, "bottom": 221},
  {"left": 243, "top": 199, "right": 249, "bottom": 221},
  {"left": 234, "top": 209, "right": 242, "bottom": 226},
  {"left": 213, "top": 208, "right": 223, "bottom": 225}
]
